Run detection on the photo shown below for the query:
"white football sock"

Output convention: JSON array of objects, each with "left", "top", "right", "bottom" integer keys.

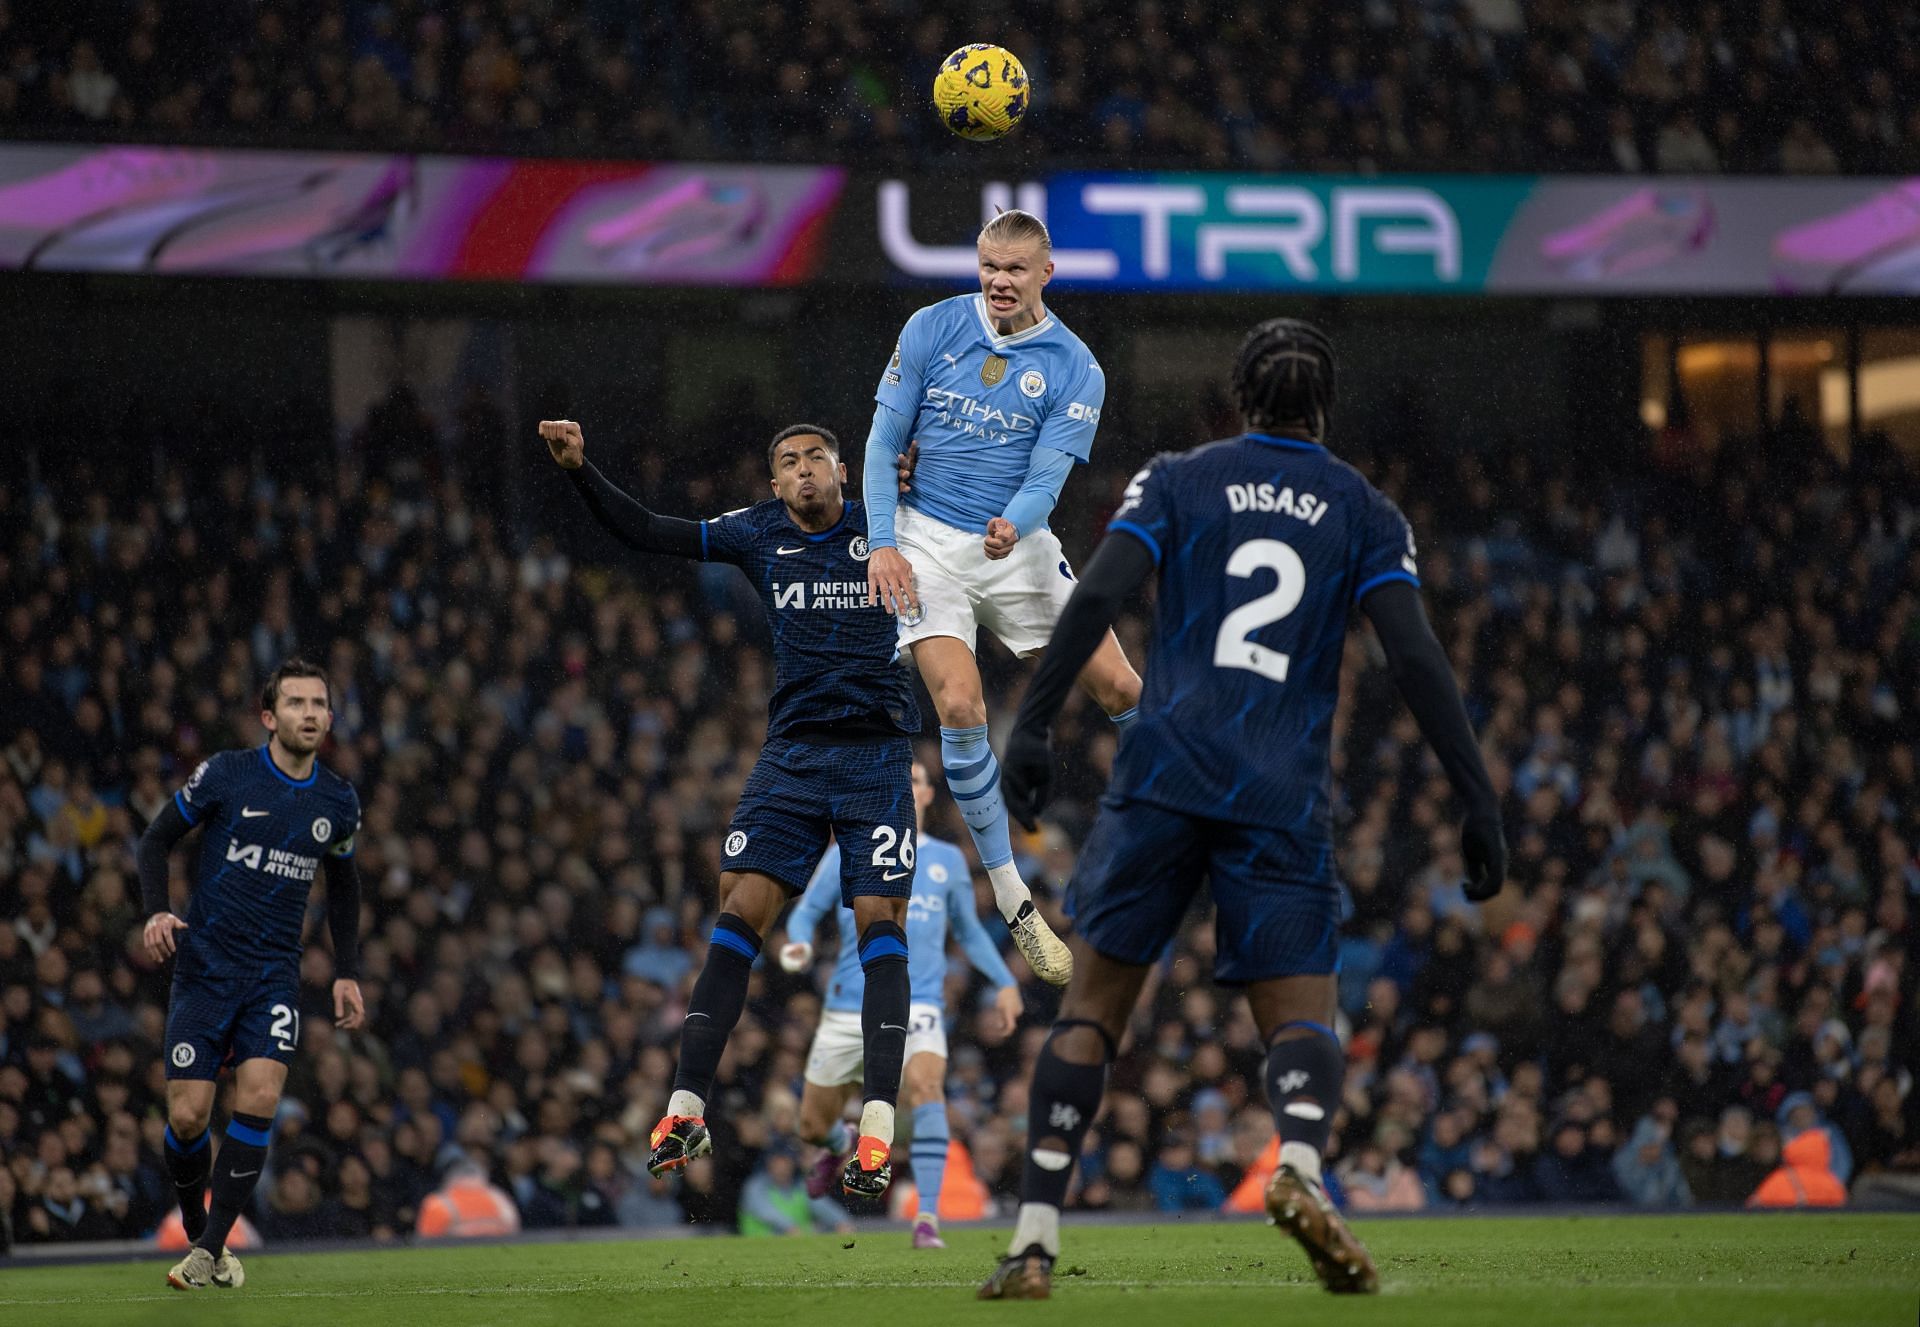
[
  {"left": 1280, "top": 1140, "right": 1323, "bottom": 1183},
  {"left": 1009, "top": 1201, "right": 1061, "bottom": 1258},
  {"left": 987, "top": 861, "right": 1032, "bottom": 923},
  {"left": 859, "top": 1099, "right": 896, "bottom": 1144},
  {"left": 667, "top": 1090, "right": 705, "bottom": 1120}
]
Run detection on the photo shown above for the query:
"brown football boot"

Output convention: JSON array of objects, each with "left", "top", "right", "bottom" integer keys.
[
  {"left": 977, "top": 1245, "right": 1054, "bottom": 1300},
  {"left": 1266, "top": 1163, "right": 1380, "bottom": 1294}
]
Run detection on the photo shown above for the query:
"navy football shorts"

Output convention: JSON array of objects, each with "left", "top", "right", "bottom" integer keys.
[
  {"left": 1069, "top": 797, "right": 1347, "bottom": 983},
  {"left": 164, "top": 962, "right": 304, "bottom": 1080},
  {"left": 722, "top": 736, "right": 916, "bottom": 903}
]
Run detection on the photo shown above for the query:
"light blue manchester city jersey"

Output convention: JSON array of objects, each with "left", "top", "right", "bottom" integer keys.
[
  {"left": 873, "top": 293, "right": 1105, "bottom": 535},
  {"left": 788, "top": 834, "right": 1016, "bottom": 1014}
]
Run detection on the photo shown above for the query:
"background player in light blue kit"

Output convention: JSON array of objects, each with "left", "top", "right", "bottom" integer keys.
[
  {"left": 977, "top": 319, "right": 1509, "bottom": 1302},
  {"left": 862, "top": 208, "right": 1142, "bottom": 990},
  {"left": 778, "top": 760, "right": 1022, "bottom": 1249}
]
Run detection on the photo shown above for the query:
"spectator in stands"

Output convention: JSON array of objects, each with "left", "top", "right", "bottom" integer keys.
[
  {"left": 1534, "top": 1116, "right": 1624, "bottom": 1205},
  {"left": 1340, "top": 1135, "right": 1428, "bottom": 1213},
  {"left": 23, "top": 1166, "right": 119, "bottom": 1242},
  {"left": 738, "top": 1142, "right": 845, "bottom": 1237},
  {"left": 1613, "top": 1110, "right": 1691, "bottom": 1208},
  {"left": 257, "top": 1169, "right": 333, "bottom": 1243},
  {"left": 1148, "top": 1133, "right": 1225, "bottom": 1212},
  {"left": 417, "top": 1160, "right": 522, "bottom": 1239},
  {"left": 1749, "top": 1128, "right": 1847, "bottom": 1208}
]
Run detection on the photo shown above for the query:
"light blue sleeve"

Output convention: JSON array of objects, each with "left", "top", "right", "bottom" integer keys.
[
  {"left": 864, "top": 307, "right": 935, "bottom": 549},
  {"left": 948, "top": 862, "right": 1016, "bottom": 990},
  {"left": 1033, "top": 353, "right": 1105, "bottom": 464},
  {"left": 1000, "top": 445, "right": 1078, "bottom": 538},
  {"left": 861, "top": 403, "right": 913, "bottom": 550},
  {"left": 786, "top": 844, "right": 842, "bottom": 944}
]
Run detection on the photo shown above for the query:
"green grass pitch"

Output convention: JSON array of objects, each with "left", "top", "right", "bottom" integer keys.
[{"left": 2, "top": 1213, "right": 1913, "bottom": 1327}]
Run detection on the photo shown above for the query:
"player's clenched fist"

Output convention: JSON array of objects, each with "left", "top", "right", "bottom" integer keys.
[
  {"left": 983, "top": 517, "right": 1020, "bottom": 561},
  {"left": 867, "top": 546, "right": 920, "bottom": 617},
  {"left": 143, "top": 911, "right": 187, "bottom": 963},
  {"left": 539, "top": 419, "right": 585, "bottom": 468}
]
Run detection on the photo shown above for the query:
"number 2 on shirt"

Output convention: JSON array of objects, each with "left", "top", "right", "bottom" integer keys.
[{"left": 1213, "top": 538, "right": 1307, "bottom": 684}]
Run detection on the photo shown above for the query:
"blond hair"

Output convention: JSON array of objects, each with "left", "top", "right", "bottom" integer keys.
[{"left": 978, "top": 208, "right": 1051, "bottom": 253}]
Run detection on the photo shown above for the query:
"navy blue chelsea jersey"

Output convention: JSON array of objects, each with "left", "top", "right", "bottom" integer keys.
[
  {"left": 1105, "top": 432, "right": 1419, "bottom": 845},
  {"left": 701, "top": 498, "right": 919, "bottom": 740},
  {"left": 172, "top": 746, "right": 361, "bottom": 975}
]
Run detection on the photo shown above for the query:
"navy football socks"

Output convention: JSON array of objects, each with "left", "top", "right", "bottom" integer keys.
[
  {"left": 858, "top": 921, "right": 910, "bottom": 1109},
  {"left": 1020, "top": 1021, "right": 1113, "bottom": 1210},
  {"left": 195, "top": 1112, "right": 271, "bottom": 1254},
  {"left": 164, "top": 1124, "right": 211, "bottom": 1242},
  {"left": 1265, "top": 1020, "right": 1343, "bottom": 1168},
  {"left": 671, "top": 912, "right": 761, "bottom": 1103}
]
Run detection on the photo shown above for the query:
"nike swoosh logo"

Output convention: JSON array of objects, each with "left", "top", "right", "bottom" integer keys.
[
  {"left": 231, "top": 1170, "right": 259, "bottom": 1179},
  {"left": 776, "top": 546, "right": 805, "bottom": 555},
  {"left": 881, "top": 870, "right": 910, "bottom": 881},
  {"left": 240, "top": 808, "right": 269, "bottom": 818},
  {"left": 881, "top": 1024, "right": 908, "bottom": 1033}
]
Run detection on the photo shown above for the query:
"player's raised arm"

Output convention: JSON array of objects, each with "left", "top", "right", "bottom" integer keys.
[
  {"left": 999, "top": 530, "right": 1158, "bottom": 828},
  {"left": 1360, "top": 580, "right": 1508, "bottom": 899},
  {"left": 540, "top": 420, "right": 707, "bottom": 560}
]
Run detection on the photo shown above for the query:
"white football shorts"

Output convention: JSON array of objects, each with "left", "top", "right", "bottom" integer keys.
[
  {"left": 803, "top": 1003, "right": 949, "bottom": 1088},
  {"left": 892, "top": 506, "right": 1077, "bottom": 657}
]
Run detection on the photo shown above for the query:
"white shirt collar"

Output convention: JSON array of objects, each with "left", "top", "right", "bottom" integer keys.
[{"left": 971, "top": 294, "right": 1054, "bottom": 348}]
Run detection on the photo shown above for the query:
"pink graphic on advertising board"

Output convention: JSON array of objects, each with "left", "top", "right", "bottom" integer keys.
[
  {"left": 0, "top": 145, "right": 845, "bottom": 286},
  {"left": 1539, "top": 187, "right": 1714, "bottom": 280},
  {"left": 1770, "top": 180, "right": 1920, "bottom": 294}
]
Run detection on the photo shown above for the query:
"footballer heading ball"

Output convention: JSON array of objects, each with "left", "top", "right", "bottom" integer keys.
[{"left": 934, "top": 43, "right": 1030, "bottom": 141}]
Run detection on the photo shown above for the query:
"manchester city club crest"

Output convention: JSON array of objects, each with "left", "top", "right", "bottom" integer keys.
[
  {"left": 1019, "top": 369, "right": 1046, "bottom": 398},
  {"left": 850, "top": 536, "right": 871, "bottom": 561},
  {"left": 981, "top": 354, "right": 1008, "bottom": 386}
]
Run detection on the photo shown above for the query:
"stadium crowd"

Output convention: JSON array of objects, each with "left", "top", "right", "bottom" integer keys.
[
  {"left": 3, "top": 1, "right": 1920, "bottom": 174},
  {"left": 2, "top": 383, "right": 1919, "bottom": 1250}
]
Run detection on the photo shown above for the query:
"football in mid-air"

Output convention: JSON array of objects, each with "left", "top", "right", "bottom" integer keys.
[{"left": 933, "top": 43, "right": 1030, "bottom": 141}]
